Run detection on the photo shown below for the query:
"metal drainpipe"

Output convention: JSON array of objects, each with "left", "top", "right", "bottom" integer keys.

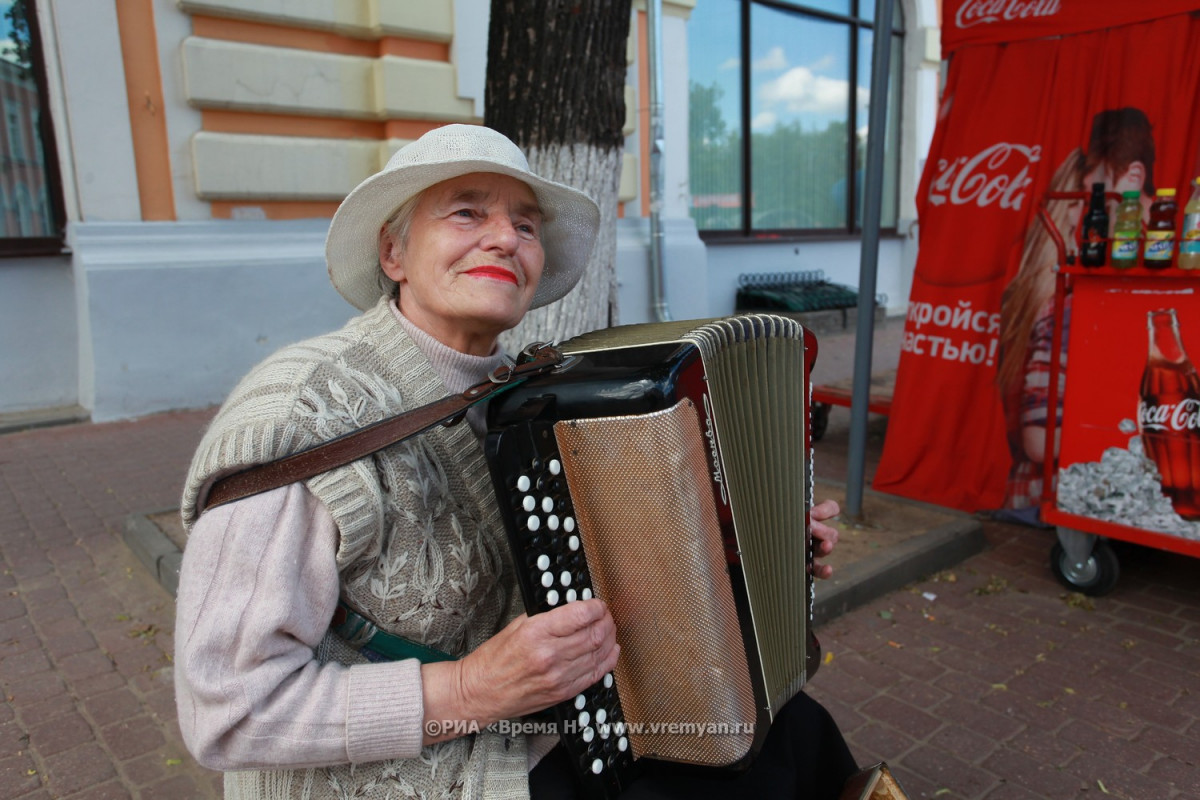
[{"left": 647, "top": 0, "right": 672, "bottom": 322}]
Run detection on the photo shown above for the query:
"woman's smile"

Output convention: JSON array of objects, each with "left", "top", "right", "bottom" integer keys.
[{"left": 464, "top": 265, "right": 519, "bottom": 285}]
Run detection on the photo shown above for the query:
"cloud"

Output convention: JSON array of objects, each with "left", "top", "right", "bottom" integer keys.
[
  {"left": 760, "top": 66, "right": 868, "bottom": 114},
  {"left": 752, "top": 46, "right": 788, "bottom": 72},
  {"left": 751, "top": 111, "right": 778, "bottom": 131},
  {"left": 719, "top": 56, "right": 741, "bottom": 71}
]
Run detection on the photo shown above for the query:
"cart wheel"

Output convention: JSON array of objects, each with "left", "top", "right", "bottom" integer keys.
[
  {"left": 1050, "top": 538, "right": 1119, "bottom": 596},
  {"left": 812, "top": 403, "right": 830, "bottom": 442}
]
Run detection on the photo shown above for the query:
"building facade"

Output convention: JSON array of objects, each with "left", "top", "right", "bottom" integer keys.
[{"left": 0, "top": 0, "right": 939, "bottom": 424}]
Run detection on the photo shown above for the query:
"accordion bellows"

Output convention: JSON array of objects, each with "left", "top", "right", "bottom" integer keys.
[{"left": 486, "top": 314, "right": 817, "bottom": 791}]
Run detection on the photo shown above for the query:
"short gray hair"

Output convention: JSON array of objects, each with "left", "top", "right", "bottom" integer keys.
[{"left": 376, "top": 192, "right": 424, "bottom": 299}]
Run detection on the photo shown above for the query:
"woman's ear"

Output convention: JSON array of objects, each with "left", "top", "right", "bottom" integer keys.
[{"left": 379, "top": 226, "right": 404, "bottom": 282}]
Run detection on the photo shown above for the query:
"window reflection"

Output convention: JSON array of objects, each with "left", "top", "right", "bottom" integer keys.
[{"left": 0, "top": 0, "right": 60, "bottom": 240}]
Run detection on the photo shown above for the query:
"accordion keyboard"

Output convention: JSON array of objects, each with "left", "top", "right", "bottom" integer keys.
[{"left": 498, "top": 422, "right": 635, "bottom": 797}]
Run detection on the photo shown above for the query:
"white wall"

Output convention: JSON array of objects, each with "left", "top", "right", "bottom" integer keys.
[
  {"left": 0, "top": 260, "right": 78, "bottom": 412},
  {"left": 70, "top": 221, "right": 350, "bottom": 421}
]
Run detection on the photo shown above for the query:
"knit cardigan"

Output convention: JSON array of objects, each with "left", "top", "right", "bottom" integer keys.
[{"left": 180, "top": 298, "right": 530, "bottom": 799}]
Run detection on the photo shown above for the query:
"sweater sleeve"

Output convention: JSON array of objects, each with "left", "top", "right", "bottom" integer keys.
[{"left": 173, "top": 483, "right": 426, "bottom": 770}]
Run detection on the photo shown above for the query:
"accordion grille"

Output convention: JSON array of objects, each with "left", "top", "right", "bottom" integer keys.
[
  {"left": 555, "top": 400, "right": 756, "bottom": 766},
  {"left": 682, "top": 315, "right": 810, "bottom": 713}
]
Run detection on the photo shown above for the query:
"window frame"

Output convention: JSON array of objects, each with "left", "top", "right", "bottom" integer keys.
[
  {"left": 0, "top": 0, "right": 67, "bottom": 257},
  {"left": 690, "top": 0, "right": 904, "bottom": 243}
]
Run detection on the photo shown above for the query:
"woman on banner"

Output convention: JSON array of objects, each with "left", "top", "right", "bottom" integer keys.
[{"left": 997, "top": 108, "right": 1157, "bottom": 521}]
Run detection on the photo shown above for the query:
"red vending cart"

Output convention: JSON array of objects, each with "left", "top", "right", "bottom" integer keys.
[{"left": 1039, "top": 193, "right": 1200, "bottom": 595}]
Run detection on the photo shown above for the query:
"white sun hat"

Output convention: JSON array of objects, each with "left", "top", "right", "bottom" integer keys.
[{"left": 325, "top": 124, "right": 601, "bottom": 311}]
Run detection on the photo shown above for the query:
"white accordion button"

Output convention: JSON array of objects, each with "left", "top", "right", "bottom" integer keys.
[
  {"left": 560, "top": 570, "right": 571, "bottom": 587},
  {"left": 564, "top": 517, "right": 576, "bottom": 533},
  {"left": 536, "top": 554, "right": 551, "bottom": 571},
  {"left": 599, "top": 723, "right": 611, "bottom": 739},
  {"left": 618, "top": 736, "right": 628, "bottom": 752},
  {"left": 574, "top": 694, "right": 586, "bottom": 710},
  {"left": 595, "top": 708, "right": 607, "bottom": 724},
  {"left": 591, "top": 758, "right": 603, "bottom": 775},
  {"left": 516, "top": 475, "right": 531, "bottom": 492},
  {"left": 614, "top": 721, "right": 626, "bottom": 736},
  {"left": 527, "top": 515, "right": 540, "bottom": 531},
  {"left": 541, "top": 496, "right": 554, "bottom": 513},
  {"left": 567, "top": 535, "right": 580, "bottom": 552},
  {"left": 549, "top": 459, "right": 562, "bottom": 475},
  {"left": 546, "top": 589, "right": 560, "bottom": 606},
  {"left": 582, "top": 588, "right": 593, "bottom": 600},
  {"left": 547, "top": 514, "right": 560, "bottom": 531},
  {"left": 578, "top": 710, "right": 591, "bottom": 727},
  {"left": 603, "top": 673, "right": 614, "bottom": 689},
  {"left": 582, "top": 726, "right": 595, "bottom": 743},
  {"left": 566, "top": 589, "right": 578, "bottom": 602},
  {"left": 541, "top": 571, "right": 554, "bottom": 588},
  {"left": 522, "top": 496, "right": 536, "bottom": 512}
]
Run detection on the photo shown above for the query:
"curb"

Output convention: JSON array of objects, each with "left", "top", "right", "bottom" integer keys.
[
  {"left": 123, "top": 508, "right": 184, "bottom": 597},
  {"left": 125, "top": 504, "right": 987, "bottom": 626}
]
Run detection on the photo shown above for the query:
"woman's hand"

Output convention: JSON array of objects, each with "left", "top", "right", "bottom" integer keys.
[
  {"left": 421, "top": 598, "right": 619, "bottom": 743},
  {"left": 810, "top": 498, "right": 841, "bottom": 580}
]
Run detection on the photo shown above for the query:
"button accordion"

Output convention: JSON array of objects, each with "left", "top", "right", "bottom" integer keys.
[{"left": 484, "top": 314, "right": 820, "bottom": 798}]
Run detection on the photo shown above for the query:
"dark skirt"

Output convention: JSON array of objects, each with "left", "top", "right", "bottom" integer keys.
[{"left": 529, "top": 692, "right": 858, "bottom": 800}]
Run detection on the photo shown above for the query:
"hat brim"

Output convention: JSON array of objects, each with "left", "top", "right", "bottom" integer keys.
[{"left": 326, "top": 157, "right": 600, "bottom": 313}]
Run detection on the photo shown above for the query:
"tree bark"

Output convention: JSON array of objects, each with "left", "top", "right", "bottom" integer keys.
[{"left": 485, "top": 1, "right": 633, "bottom": 351}]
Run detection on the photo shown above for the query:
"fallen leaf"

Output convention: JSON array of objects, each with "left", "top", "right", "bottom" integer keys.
[
  {"left": 165, "top": 758, "right": 182, "bottom": 766},
  {"left": 888, "top": 641, "right": 904, "bottom": 649},
  {"left": 1064, "top": 687, "right": 1076, "bottom": 695},
  {"left": 934, "top": 790, "right": 951, "bottom": 797},
  {"left": 1097, "top": 778, "right": 1110, "bottom": 794},
  {"left": 879, "top": 610, "right": 893, "bottom": 620},
  {"left": 26, "top": 769, "right": 36, "bottom": 776},
  {"left": 973, "top": 576, "right": 1009, "bottom": 596},
  {"left": 1063, "top": 592, "right": 1095, "bottom": 610},
  {"left": 823, "top": 651, "right": 834, "bottom": 665},
  {"left": 991, "top": 683, "right": 1008, "bottom": 691}
]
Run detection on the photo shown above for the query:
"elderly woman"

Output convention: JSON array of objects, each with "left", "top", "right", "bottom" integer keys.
[{"left": 175, "top": 125, "right": 853, "bottom": 800}]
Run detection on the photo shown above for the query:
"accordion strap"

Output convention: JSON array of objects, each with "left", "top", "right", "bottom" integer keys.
[{"left": 199, "top": 342, "right": 565, "bottom": 514}]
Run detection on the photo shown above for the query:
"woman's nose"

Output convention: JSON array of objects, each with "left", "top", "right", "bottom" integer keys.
[{"left": 481, "top": 214, "right": 520, "bottom": 252}]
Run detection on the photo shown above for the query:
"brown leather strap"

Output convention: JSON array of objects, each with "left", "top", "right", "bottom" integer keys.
[{"left": 200, "top": 343, "right": 565, "bottom": 514}]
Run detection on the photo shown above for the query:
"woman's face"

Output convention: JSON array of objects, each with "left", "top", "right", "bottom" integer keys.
[{"left": 380, "top": 173, "right": 545, "bottom": 355}]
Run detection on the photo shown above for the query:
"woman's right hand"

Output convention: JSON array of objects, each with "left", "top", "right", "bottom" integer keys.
[{"left": 421, "top": 598, "right": 619, "bottom": 743}]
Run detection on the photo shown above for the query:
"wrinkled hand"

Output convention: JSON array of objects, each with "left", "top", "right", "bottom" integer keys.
[
  {"left": 810, "top": 498, "right": 840, "bottom": 580},
  {"left": 423, "top": 599, "right": 619, "bottom": 742}
]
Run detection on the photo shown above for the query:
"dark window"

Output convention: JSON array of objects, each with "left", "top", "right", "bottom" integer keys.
[
  {"left": 688, "top": 0, "right": 903, "bottom": 238},
  {"left": 0, "top": 0, "right": 65, "bottom": 254}
]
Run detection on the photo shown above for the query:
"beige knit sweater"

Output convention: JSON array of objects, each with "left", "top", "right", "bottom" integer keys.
[{"left": 179, "top": 299, "right": 531, "bottom": 799}]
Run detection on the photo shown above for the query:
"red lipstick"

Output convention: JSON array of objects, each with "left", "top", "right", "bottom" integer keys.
[{"left": 465, "top": 266, "right": 518, "bottom": 285}]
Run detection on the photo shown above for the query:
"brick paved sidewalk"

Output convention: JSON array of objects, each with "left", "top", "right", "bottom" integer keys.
[
  {"left": 0, "top": 409, "right": 222, "bottom": 799},
  {"left": 2, "top": 392, "right": 1198, "bottom": 798},
  {"left": 806, "top": 519, "right": 1200, "bottom": 800}
]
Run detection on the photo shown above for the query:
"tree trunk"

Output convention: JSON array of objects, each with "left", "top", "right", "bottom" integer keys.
[{"left": 485, "top": 0, "right": 632, "bottom": 352}]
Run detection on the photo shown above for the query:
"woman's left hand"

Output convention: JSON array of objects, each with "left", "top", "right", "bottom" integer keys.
[{"left": 810, "top": 499, "right": 840, "bottom": 580}]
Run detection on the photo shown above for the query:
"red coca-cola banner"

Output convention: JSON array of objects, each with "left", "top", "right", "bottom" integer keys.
[
  {"left": 942, "top": 0, "right": 1200, "bottom": 56},
  {"left": 873, "top": 7, "right": 1200, "bottom": 512}
]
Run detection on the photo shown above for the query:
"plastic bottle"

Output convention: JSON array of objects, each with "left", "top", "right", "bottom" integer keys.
[
  {"left": 1143, "top": 188, "right": 1178, "bottom": 269},
  {"left": 1079, "top": 182, "right": 1108, "bottom": 267},
  {"left": 1179, "top": 177, "right": 1200, "bottom": 270},
  {"left": 1110, "top": 191, "right": 1142, "bottom": 269}
]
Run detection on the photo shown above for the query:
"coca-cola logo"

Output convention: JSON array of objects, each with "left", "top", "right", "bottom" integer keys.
[
  {"left": 927, "top": 143, "right": 1041, "bottom": 210},
  {"left": 955, "top": 0, "right": 1063, "bottom": 29},
  {"left": 1139, "top": 399, "right": 1200, "bottom": 433}
]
